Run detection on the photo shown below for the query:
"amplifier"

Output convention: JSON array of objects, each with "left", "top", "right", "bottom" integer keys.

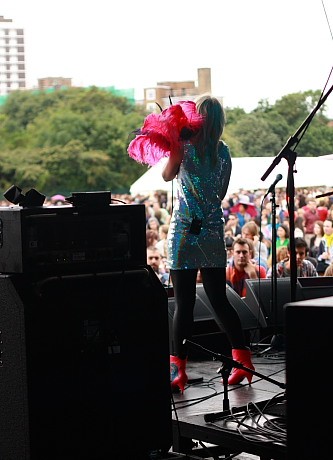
[{"left": 0, "top": 203, "right": 147, "bottom": 275}]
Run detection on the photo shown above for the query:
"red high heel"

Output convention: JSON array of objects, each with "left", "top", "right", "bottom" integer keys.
[
  {"left": 170, "top": 355, "right": 188, "bottom": 393},
  {"left": 227, "top": 348, "right": 255, "bottom": 385}
]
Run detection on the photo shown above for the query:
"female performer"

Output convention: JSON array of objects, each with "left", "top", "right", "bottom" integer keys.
[{"left": 162, "top": 95, "right": 255, "bottom": 392}]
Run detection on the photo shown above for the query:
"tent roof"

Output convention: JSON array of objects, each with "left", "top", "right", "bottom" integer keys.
[{"left": 130, "top": 156, "right": 333, "bottom": 196}]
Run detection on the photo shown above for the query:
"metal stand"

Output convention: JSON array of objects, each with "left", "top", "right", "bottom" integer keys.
[
  {"left": 216, "top": 361, "right": 233, "bottom": 412},
  {"left": 260, "top": 82, "right": 333, "bottom": 302},
  {"left": 184, "top": 339, "right": 286, "bottom": 424},
  {"left": 259, "top": 188, "right": 285, "bottom": 354}
]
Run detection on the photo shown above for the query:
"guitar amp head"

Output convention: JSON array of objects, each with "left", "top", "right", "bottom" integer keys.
[{"left": 0, "top": 203, "right": 147, "bottom": 275}]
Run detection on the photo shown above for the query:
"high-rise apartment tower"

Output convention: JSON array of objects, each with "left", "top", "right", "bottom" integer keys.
[{"left": 0, "top": 16, "right": 26, "bottom": 96}]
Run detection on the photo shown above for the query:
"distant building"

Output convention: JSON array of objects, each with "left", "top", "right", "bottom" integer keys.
[
  {"left": 0, "top": 16, "right": 26, "bottom": 96},
  {"left": 143, "top": 67, "right": 212, "bottom": 112},
  {"left": 38, "top": 77, "right": 72, "bottom": 91}
]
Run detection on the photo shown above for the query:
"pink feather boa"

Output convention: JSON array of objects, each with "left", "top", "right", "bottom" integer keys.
[{"left": 127, "top": 100, "right": 204, "bottom": 166}]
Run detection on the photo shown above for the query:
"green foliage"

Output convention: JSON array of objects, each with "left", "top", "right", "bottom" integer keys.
[
  {"left": 0, "top": 87, "right": 147, "bottom": 197},
  {"left": 0, "top": 87, "right": 331, "bottom": 199},
  {"left": 224, "top": 90, "right": 332, "bottom": 157}
]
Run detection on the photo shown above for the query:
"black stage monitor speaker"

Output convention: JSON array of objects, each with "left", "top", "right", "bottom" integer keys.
[
  {"left": 244, "top": 278, "right": 295, "bottom": 328},
  {"left": 0, "top": 267, "right": 172, "bottom": 460},
  {"left": 168, "top": 283, "right": 262, "bottom": 354},
  {"left": 285, "top": 296, "right": 333, "bottom": 459},
  {"left": 297, "top": 275, "right": 333, "bottom": 300}
]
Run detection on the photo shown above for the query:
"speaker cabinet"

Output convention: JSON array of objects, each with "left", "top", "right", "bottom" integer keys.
[
  {"left": 0, "top": 268, "right": 171, "bottom": 460},
  {"left": 285, "top": 296, "right": 333, "bottom": 459},
  {"left": 245, "top": 278, "right": 293, "bottom": 328}
]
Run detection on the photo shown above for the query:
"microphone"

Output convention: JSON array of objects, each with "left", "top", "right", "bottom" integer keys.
[{"left": 266, "top": 173, "right": 283, "bottom": 195}]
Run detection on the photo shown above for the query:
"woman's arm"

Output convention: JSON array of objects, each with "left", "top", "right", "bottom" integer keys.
[{"left": 162, "top": 144, "right": 184, "bottom": 182}]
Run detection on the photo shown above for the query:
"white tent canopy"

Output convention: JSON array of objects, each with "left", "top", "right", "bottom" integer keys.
[{"left": 130, "top": 156, "right": 333, "bottom": 196}]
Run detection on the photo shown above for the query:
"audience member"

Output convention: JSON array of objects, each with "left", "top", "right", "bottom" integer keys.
[
  {"left": 294, "top": 215, "right": 305, "bottom": 237},
  {"left": 226, "top": 238, "right": 267, "bottom": 297},
  {"left": 316, "top": 198, "right": 328, "bottom": 222},
  {"left": 146, "top": 246, "right": 169, "bottom": 286},
  {"left": 267, "top": 245, "right": 289, "bottom": 271},
  {"left": 268, "top": 237, "right": 318, "bottom": 278},
  {"left": 221, "top": 198, "right": 231, "bottom": 221},
  {"left": 156, "top": 223, "right": 169, "bottom": 259},
  {"left": 317, "top": 218, "right": 333, "bottom": 275},
  {"left": 233, "top": 197, "right": 254, "bottom": 228},
  {"left": 147, "top": 216, "right": 160, "bottom": 232},
  {"left": 151, "top": 200, "right": 171, "bottom": 224},
  {"left": 225, "top": 235, "right": 234, "bottom": 264},
  {"left": 309, "top": 220, "right": 324, "bottom": 259},
  {"left": 302, "top": 198, "right": 320, "bottom": 247},
  {"left": 323, "top": 263, "right": 333, "bottom": 277},
  {"left": 146, "top": 229, "right": 159, "bottom": 248},
  {"left": 241, "top": 221, "right": 269, "bottom": 269},
  {"left": 277, "top": 246, "right": 289, "bottom": 263},
  {"left": 276, "top": 223, "right": 290, "bottom": 250},
  {"left": 225, "top": 213, "right": 242, "bottom": 238}
]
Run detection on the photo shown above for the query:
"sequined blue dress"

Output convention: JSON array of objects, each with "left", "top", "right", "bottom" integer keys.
[{"left": 167, "top": 140, "right": 232, "bottom": 270}]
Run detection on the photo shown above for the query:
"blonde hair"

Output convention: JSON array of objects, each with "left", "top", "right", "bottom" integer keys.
[
  {"left": 277, "top": 246, "right": 289, "bottom": 261},
  {"left": 324, "top": 263, "right": 333, "bottom": 277},
  {"left": 241, "top": 221, "right": 259, "bottom": 238},
  {"left": 194, "top": 94, "right": 226, "bottom": 164}
]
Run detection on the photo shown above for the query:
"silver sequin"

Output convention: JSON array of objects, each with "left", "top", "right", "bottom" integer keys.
[{"left": 167, "top": 141, "right": 232, "bottom": 270}]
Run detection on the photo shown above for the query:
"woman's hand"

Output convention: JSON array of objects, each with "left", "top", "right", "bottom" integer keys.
[{"left": 162, "top": 143, "right": 184, "bottom": 182}]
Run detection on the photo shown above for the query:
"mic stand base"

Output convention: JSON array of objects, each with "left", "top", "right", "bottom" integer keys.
[
  {"left": 184, "top": 339, "right": 286, "bottom": 389},
  {"left": 182, "top": 341, "right": 287, "bottom": 424},
  {"left": 257, "top": 333, "right": 285, "bottom": 356}
]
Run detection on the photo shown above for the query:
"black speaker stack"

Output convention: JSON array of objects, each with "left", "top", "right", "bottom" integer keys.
[
  {"left": 285, "top": 296, "right": 333, "bottom": 459},
  {"left": 0, "top": 197, "right": 172, "bottom": 459}
]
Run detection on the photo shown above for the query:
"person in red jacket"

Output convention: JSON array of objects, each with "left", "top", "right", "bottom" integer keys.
[
  {"left": 226, "top": 238, "right": 267, "bottom": 297},
  {"left": 302, "top": 198, "right": 320, "bottom": 247}
]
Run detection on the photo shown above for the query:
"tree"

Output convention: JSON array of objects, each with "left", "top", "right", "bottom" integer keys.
[
  {"left": 0, "top": 87, "right": 148, "bottom": 196},
  {"left": 0, "top": 87, "right": 331, "bottom": 200}
]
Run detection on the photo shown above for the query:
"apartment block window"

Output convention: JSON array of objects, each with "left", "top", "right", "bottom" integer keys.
[
  {"left": 146, "top": 88, "right": 156, "bottom": 100},
  {"left": 146, "top": 102, "right": 158, "bottom": 112}
]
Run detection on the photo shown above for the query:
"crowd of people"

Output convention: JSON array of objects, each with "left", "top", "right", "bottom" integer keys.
[{"left": 139, "top": 186, "right": 333, "bottom": 293}]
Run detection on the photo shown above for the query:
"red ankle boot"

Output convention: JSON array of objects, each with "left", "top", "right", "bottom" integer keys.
[
  {"left": 227, "top": 348, "right": 255, "bottom": 385},
  {"left": 170, "top": 355, "right": 188, "bottom": 393}
]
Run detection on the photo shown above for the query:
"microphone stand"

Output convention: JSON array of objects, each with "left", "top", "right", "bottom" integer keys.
[
  {"left": 259, "top": 188, "right": 284, "bottom": 354},
  {"left": 260, "top": 83, "right": 333, "bottom": 302},
  {"left": 184, "top": 340, "right": 286, "bottom": 423}
]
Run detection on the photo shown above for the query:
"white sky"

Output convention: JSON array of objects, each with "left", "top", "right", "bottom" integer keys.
[{"left": 2, "top": 0, "right": 333, "bottom": 117}]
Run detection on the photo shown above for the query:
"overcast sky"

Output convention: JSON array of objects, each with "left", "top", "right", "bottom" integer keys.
[{"left": 2, "top": 0, "right": 333, "bottom": 118}]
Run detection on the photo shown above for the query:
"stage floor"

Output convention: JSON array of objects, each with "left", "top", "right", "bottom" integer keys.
[{"left": 170, "top": 345, "right": 286, "bottom": 460}]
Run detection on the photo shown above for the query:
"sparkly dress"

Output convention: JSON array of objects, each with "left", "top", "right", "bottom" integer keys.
[{"left": 167, "top": 140, "right": 231, "bottom": 270}]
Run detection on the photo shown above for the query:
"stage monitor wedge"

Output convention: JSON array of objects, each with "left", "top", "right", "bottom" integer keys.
[
  {"left": 245, "top": 276, "right": 333, "bottom": 329},
  {"left": 244, "top": 278, "right": 295, "bottom": 328},
  {"left": 297, "top": 275, "right": 333, "bottom": 300}
]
